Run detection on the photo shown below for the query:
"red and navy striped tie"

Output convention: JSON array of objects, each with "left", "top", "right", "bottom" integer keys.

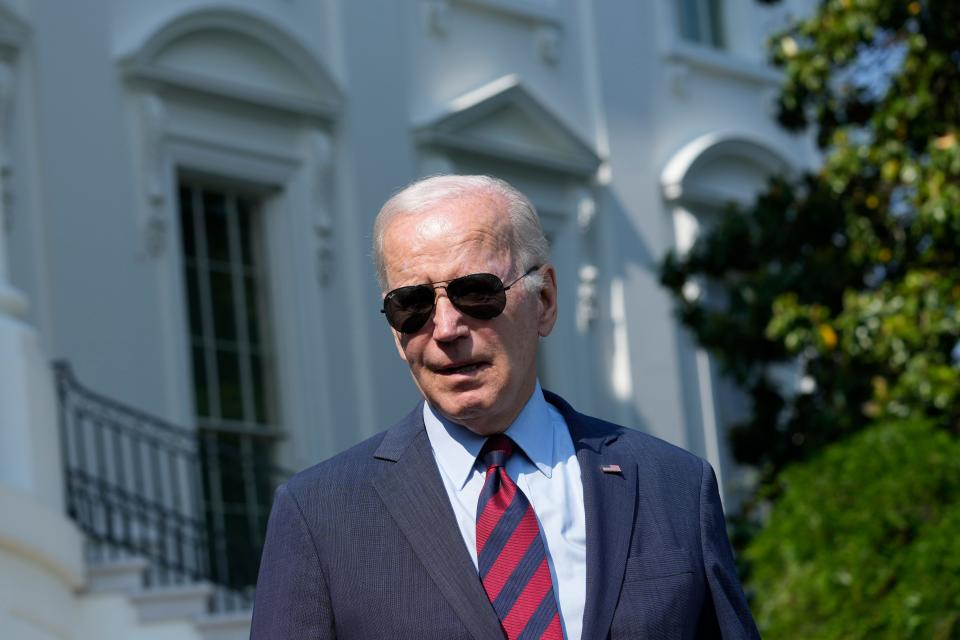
[{"left": 476, "top": 435, "right": 563, "bottom": 640}]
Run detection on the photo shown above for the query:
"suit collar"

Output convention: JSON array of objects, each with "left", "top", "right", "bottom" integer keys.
[
  {"left": 371, "top": 405, "right": 504, "bottom": 640},
  {"left": 544, "top": 390, "right": 636, "bottom": 640},
  {"left": 373, "top": 402, "right": 425, "bottom": 462}
]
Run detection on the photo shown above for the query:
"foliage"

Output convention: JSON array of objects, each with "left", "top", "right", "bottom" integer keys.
[
  {"left": 744, "top": 418, "right": 960, "bottom": 639},
  {"left": 660, "top": 0, "right": 960, "bottom": 484}
]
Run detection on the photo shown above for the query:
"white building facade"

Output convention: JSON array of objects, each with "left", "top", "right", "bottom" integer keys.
[{"left": 0, "top": 0, "right": 813, "bottom": 637}]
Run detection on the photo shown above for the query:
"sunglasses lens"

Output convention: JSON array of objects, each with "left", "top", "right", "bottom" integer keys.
[
  {"left": 384, "top": 285, "right": 435, "bottom": 333},
  {"left": 382, "top": 273, "right": 512, "bottom": 333},
  {"left": 448, "top": 273, "right": 506, "bottom": 319}
]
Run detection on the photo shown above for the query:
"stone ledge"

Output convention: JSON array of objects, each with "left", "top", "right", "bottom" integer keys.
[
  {"left": 128, "top": 582, "right": 214, "bottom": 622},
  {"left": 194, "top": 610, "right": 252, "bottom": 640}
]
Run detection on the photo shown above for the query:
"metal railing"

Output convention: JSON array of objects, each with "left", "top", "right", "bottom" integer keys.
[{"left": 55, "top": 362, "right": 292, "bottom": 612}]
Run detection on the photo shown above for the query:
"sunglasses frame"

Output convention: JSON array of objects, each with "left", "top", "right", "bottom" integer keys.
[{"left": 381, "top": 265, "right": 542, "bottom": 334}]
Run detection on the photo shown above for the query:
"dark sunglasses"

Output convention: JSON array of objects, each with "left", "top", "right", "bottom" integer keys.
[{"left": 381, "top": 266, "right": 541, "bottom": 333}]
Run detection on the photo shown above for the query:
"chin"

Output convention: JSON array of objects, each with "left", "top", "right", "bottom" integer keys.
[{"left": 434, "top": 395, "right": 498, "bottom": 427}]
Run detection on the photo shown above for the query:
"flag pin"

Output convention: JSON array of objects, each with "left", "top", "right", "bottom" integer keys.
[{"left": 601, "top": 464, "right": 622, "bottom": 474}]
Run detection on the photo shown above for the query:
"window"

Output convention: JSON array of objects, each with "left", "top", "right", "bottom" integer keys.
[
  {"left": 179, "top": 181, "right": 278, "bottom": 595},
  {"left": 677, "top": 0, "right": 724, "bottom": 48}
]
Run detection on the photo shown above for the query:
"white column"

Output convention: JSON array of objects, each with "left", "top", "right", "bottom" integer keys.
[{"left": 0, "top": 56, "right": 85, "bottom": 633}]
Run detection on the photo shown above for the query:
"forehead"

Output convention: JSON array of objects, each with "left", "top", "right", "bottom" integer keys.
[{"left": 382, "top": 193, "right": 514, "bottom": 276}]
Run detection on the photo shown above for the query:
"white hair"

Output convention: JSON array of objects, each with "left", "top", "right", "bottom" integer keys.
[{"left": 372, "top": 175, "right": 550, "bottom": 292}]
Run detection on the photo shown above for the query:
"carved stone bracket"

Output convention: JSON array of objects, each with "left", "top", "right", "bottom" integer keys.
[
  {"left": 424, "top": 0, "right": 451, "bottom": 36},
  {"left": 139, "top": 93, "right": 167, "bottom": 258},
  {"left": 576, "top": 189, "right": 596, "bottom": 234},
  {"left": 310, "top": 131, "right": 335, "bottom": 286},
  {"left": 574, "top": 189, "right": 598, "bottom": 332},
  {"left": 534, "top": 25, "right": 561, "bottom": 65},
  {"left": 576, "top": 263, "right": 598, "bottom": 333},
  {"left": 668, "top": 61, "right": 691, "bottom": 98}
]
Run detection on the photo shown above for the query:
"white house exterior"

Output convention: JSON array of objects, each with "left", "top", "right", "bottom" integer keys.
[{"left": 0, "top": 1, "right": 814, "bottom": 638}]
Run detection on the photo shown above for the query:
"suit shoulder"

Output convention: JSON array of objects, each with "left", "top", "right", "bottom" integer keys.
[
  {"left": 547, "top": 389, "right": 706, "bottom": 472},
  {"left": 623, "top": 424, "right": 703, "bottom": 467},
  {"left": 284, "top": 429, "right": 387, "bottom": 495},
  {"left": 281, "top": 404, "right": 422, "bottom": 501},
  {"left": 577, "top": 411, "right": 706, "bottom": 475}
]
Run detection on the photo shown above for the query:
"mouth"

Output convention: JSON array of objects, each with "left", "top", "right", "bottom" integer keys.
[{"left": 435, "top": 361, "right": 489, "bottom": 376}]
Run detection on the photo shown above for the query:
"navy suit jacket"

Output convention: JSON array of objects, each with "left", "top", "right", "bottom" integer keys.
[{"left": 250, "top": 392, "right": 759, "bottom": 639}]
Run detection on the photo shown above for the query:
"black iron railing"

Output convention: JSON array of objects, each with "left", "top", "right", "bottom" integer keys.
[{"left": 55, "top": 362, "right": 292, "bottom": 612}]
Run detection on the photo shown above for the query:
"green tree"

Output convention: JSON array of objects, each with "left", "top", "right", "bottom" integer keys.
[
  {"left": 660, "top": 0, "right": 960, "bottom": 484},
  {"left": 660, "top": 1, "right": 960, "bottom": 634}
]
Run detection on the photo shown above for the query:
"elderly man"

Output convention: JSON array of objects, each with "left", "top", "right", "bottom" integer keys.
[{"left": 250, "top": 175, "right": 759, "bottom": 639}]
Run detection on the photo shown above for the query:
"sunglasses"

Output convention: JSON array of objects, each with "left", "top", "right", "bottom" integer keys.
[{"left": 381, "top": 266, "right": 541, "bottom": 333}]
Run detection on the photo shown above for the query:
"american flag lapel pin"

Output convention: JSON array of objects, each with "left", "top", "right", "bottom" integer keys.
[{"left": 601, "top": 464, "right": 622, "bottom": 474}]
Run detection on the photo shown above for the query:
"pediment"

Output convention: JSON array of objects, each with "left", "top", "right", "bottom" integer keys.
[
  {"left": 416, "top": 76, "right": 600, "bottom": 176},
  {"left": 121, "top": 9, "right": 342, "bottom": 120}
]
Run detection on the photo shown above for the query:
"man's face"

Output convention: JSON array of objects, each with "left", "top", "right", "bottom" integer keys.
[{"left": 380, "top": 192, "right": 557, "bottom": 436}]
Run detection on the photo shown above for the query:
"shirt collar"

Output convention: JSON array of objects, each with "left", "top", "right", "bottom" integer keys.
[{"left": 423, "top": 381, "right": 557, "bottom": 490}]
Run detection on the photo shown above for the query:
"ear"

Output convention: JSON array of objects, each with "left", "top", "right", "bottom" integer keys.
[
  {"left": 391, "top": 327, "right": 409, "bottom": 361},
  {"left": 536, "top": 264, "right": 559, "bottom": 338}
]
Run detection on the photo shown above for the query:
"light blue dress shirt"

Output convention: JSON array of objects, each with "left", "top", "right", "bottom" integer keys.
[{"left": 423, "top": 383, "right": 586, "bottom": 640}]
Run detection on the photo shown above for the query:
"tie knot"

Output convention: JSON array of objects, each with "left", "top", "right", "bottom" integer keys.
[{"left": 480, "top": 434, "right": 514, "bottom": 469}]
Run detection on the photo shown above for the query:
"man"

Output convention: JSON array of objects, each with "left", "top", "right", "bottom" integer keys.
[{"left": 250, "top": 175, "right": 759, "bottom": 639}]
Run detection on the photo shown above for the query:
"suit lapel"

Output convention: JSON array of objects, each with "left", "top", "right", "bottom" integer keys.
[
  {"left": 547, "top": 392, "right": 636, "bottom": 640},
  {"left": 371, "top": 408, "right": 504, "bottom": 640}
]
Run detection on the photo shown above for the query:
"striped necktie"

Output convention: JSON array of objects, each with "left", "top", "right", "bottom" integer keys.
[{"left": 476, "top": 434, "right": 563, "bottom": 640}]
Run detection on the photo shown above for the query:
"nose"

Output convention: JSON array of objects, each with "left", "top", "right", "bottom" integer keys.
[{"left": 431, "top": 292, "right": 468, "bottom": 342}]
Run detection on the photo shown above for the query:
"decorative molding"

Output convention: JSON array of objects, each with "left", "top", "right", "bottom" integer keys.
[
  {"left": 534, "top": 24, "right": 561, "bottom": 65},
  {"left": 427, "top": 1, "right": 562, "bottom": 62},
  {"left": 120, "top": 8, "right": 343, "bottom": 122},
  {"left": 576, "top": 189, "right": 596, "bottom": 234},
  {"left": 576, "top": 264, "right": 598, "bottom": 333},
  {"left": 453, "top": 0, "right": 561, "bottom": 26},
  {"left": 663, "top": 42, "right": 782, "bottom": 91},
  {"left": 667, "top": 61, "right": 691, "bottom": 98},
  {"left": 575, "top": 190, "right": 598, "bottom": 333},
  {"left": 415, "top": 75, "right": 601, "bottom": 177},
  {"left": 309, "top": 131, "right": 335, "bottom": 286},
  {"left": 424, "top": 0, "right": 451, "bottom": 36},
  {"left": 139, "top": 93, "right": 167, "bottom": 258}
]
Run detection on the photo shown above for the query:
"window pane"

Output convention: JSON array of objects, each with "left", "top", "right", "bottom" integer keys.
[
  {"left": 237, "top": 196, "right": 256, "bottom": 268},
  {"left": 210, "top": 269, "right": 238, "bottom": 343},
  {"left": 678, "top": 0, "right": 723, "bottom": 48},
  {"left": 251, "top": 353, "right": 268, "bottom": 424},
  {"left": 181, "top": 180, "right": 278, "bottom": 594},
  {"left": 678, "top": 0, "right": 702, "bottom": 41},
  {"left": 203, "top": 191, "right": 230, "bottom": 262},
  {"left": 245, "top": 275, "right": 261, "bottom": 346},
  {"left": 217, "top": 348, "right": 244, "bottom": 421},
  {"left": 192, "top": 344, "right": 209, "bottom": 418},
  {"left": 707, "top": 0, "right": 724, "bottom": 48},
  {"left": 180, "top": 187, "right": 196, "bottom": 258},
  {"left": 185, "top": 264, "right": 203, "bottom": 338}
]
